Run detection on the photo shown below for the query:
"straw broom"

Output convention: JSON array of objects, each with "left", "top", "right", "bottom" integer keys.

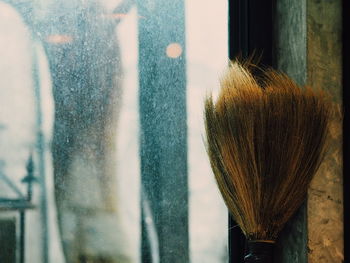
[{"left": 204, "top": 61, "right": 331, "bottom": 262}]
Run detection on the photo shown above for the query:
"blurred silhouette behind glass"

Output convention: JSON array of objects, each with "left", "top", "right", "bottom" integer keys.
[
  {"left": 43, "top": 0, "right": 133, "bottom": 262},
  {"left": 0, "top": 0, "right": 229, "bottom": 262}
]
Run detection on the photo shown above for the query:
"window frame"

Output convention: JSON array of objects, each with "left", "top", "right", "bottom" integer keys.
[{"left": 228, "top": 0, "right": 275, "bottom": 262}]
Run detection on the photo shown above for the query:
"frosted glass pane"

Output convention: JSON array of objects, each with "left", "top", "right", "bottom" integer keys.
[
  {"left": 0, "top": 0, "right": 228, "bottom": 262},
  {"left": 186, "top": 0, "right": 228, "bottom": 262}
]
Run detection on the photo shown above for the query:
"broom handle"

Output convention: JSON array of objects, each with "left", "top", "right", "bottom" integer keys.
[{"left": 244, "top": 241, "right": 275, "bottom": 263}]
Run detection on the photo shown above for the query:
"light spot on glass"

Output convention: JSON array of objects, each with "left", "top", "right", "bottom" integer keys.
[
  {"left": 166, "top": 43, "right": 183, "bottom": 58},
  {"left": 45, "top": 34, "right": 73, "bottom": 44}
]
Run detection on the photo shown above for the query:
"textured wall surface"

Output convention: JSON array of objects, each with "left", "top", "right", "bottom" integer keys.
[
  {"left": 274, "top": 0, "right": 343, "bottom": 262},
  {"left": 307, "top": 0, "right": 343, "bottom": 262},
  {"left": 274, "top": 0, "right": 308, "bottom": 262}
]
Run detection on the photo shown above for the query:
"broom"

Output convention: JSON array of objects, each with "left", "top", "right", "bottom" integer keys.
[{"left": 204, "top": 61, "right": 331, "bottom": 263}]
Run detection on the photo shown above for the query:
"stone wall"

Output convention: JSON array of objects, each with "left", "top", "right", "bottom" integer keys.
[
  {"left": 307, "top": 0, "right": 343, "bottom": 262},
  {"left": 274, "top": 0, "right": 343, "bottom": 262}
]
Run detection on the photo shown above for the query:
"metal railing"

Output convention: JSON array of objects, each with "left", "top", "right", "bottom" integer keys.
[{"left": 0, "top": 156, "right": 37, "bottom": 263}]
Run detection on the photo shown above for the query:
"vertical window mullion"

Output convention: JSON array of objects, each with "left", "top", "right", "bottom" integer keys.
[
  {"left": 137, "top": 0, "right": 189, "bottom": 262},
  {"left": 228, "top": 0, "right": 275, "bottom": 262}
]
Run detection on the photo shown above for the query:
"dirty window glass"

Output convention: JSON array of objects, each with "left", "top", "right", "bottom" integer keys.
[{"left": 0, "top": 0, "right": 227, "bottom": 262}]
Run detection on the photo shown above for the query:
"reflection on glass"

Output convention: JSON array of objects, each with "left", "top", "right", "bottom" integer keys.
[{"left": 0, "top": 0, "right": 227, "bottom": 262}]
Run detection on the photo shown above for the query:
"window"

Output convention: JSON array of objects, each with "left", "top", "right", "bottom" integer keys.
[{"left": 0, "top": 0, "right": 228, "bottom": 262}]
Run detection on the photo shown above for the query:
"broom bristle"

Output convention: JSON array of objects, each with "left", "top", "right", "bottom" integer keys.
[{"left": 205, "top": 61, "right": 331, "bottom": 241}]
